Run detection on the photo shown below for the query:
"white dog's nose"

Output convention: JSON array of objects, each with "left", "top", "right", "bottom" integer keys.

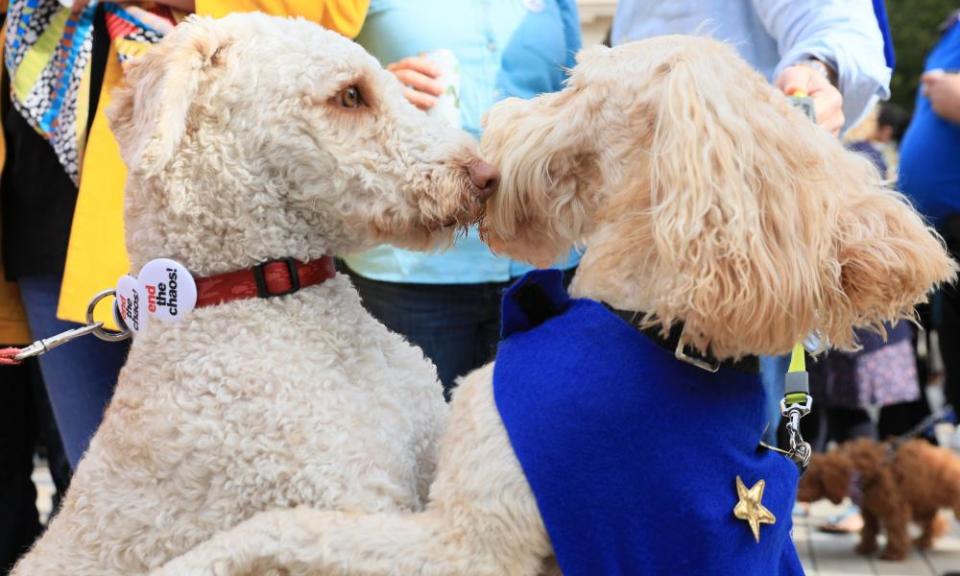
[{"left": 468, "top": 160, "right": 499, "bottom": 201}]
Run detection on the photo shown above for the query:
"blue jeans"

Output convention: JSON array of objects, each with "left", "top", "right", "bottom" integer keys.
[
  {"left": 346, "top": 270, "right": 506, "bottom": 398},
  {"left": 760, "top": 354, "right": 791, "bottom": 445},
  {"left": 17, "top": 275, "right": 129, "bottom": 469},
  {"left": 346, "top": 267, "right": 575, "bottom": 397}
]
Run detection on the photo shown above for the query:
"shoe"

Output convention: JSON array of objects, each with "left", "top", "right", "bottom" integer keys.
[{"left": 819, "top": 506, "right": 864, "bottom": 534}]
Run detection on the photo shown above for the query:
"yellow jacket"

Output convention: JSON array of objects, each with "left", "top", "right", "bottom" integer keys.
[{"left": 59, "top": 0, "right": 369, "bottom": 326}]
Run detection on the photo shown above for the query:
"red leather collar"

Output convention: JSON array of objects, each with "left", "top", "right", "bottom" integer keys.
[{"left": 194, "top": 256, "right": 336, "bottom": 308}]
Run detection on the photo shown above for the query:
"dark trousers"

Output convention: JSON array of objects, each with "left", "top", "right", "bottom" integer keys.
[
  {"left": 344, "top": 266, "right": 573, "bottom": 398},
  {"left": 0, "top": 357, "right": 70, "bottom": 575},
  {"left": 938, "top": 215, "right": 960, "bottom": 411}
]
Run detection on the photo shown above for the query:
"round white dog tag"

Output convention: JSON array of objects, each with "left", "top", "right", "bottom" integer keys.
[
  {"left": 115, "top": 275, "right": 149, "bottom": 335},
  {"left": 138, "top": 259, "right": 197, "bottom": 322}
]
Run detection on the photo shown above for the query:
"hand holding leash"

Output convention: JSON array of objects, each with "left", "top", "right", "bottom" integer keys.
[{"left": 0, "top": 289, "right": 130, "bottom": 365}]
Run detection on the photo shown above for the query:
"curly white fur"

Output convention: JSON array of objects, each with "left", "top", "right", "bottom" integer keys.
[
  {"left": 11, "top": 13, "right": 489, "bottom": 575},
  {"left": 156, "top": 36, "right": 957, "bottom": 576}
]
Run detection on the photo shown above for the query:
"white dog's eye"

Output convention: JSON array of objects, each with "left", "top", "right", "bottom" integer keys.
[{"left": 339, "top": 86, "right": 364, "bottom": 109}]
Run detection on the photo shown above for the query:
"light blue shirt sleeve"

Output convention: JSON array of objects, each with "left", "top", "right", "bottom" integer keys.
[
  {"left": 611, "top": 0, "right": 890, "bottom": 131},
  {"left": 752, "top": 0, "right": 891, "bottom": 130}
]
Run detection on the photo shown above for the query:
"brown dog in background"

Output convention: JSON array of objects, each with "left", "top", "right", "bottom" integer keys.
[{"left": 798, "top": 438, "right": 960, "bottom": 560}]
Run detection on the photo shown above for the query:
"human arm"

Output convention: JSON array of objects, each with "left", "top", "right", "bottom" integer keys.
[
  {"left": 752, "top": 0, "right": 890, "bottom": 132},
  {"left": 922, "top": 70, "right": 960, "bottom": 124}
]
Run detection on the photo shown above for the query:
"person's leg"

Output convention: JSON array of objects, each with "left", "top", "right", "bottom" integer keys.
[
  {"left": 469, "top": 269, "right": 579, "bottom": 387},
  {"left": 877, "top": 399, "right": 932, "bottom": 439},
  {"left": 17, "top": 275, "right": 129, "bottom": 469},
  {"left": 940, "top": 279, "right": 960, "bottom": 412},
  {"left": 30, "top": 365, "right": 72, "bottom": 514},
  {"left": 345, "top": 270, "right": 489, "bottom": 398},
  {"left": 472, "top": 281, "right": 510, "bottom": 372},
  {"left": 761, "top": 354, "right": 791, "bottom": 445},
  {"left": 0, "top": 357, "right": 41, "bottom": 575},
  {"left": 827, "top": 406, "right": 877, "bottom": 443}
]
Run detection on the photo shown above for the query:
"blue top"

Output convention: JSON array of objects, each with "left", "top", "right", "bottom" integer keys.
[
  {"left": 899, "top": 19, "right": 960, "bottom": 226},
  {"left": 343, "top": 0, "right": 581, "bottom": 283},
  {"left": 611, "top": 0, "right": 891, "bottom": 130},
  {"left": 494, "top": 270, "right": 803, "bottom": 576}
]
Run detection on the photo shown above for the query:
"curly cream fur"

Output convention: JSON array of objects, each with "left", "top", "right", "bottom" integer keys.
[
  {"left": 11, "top": 13, "right": 490, "bottom": 575},
  {"left": 483, "top": 38, "right": 957, "bottom": 358},
  {"left": 158, "top": 37, "right": 957, "bottom": 576}
]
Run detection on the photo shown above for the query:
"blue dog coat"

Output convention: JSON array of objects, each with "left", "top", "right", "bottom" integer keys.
[{"left": 494, "top": 270, "right": 803, "bottom": 576}]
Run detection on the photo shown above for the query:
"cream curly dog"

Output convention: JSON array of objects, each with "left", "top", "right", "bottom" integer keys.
[
  {"left": 162, "top": 37, "right": 957, "bottom": 575},
  {"left": 12, "top": 13, "right": 497, "bottom": 576}
]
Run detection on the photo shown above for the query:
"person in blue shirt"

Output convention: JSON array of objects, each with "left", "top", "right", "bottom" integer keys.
[
  {"left": 341, "top": 0, "right": 581, "bottom": 397},
  {"left": 899, "top": 10, "right": 960, "bottom": 420},
  {"left": 611, "top": 0, "right": 892, "bottom": 135}
]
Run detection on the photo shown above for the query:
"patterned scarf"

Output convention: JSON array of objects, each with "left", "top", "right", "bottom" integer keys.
[{"left": 3, "top": 0, "right": 178, "bottom": 184}]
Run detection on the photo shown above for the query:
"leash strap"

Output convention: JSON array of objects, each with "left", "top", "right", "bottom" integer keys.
[{"left": 780, "top": 343, "right": 813, "bottom": 472}]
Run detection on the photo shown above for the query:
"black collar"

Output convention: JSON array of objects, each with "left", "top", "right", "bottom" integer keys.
[{"left": 605, "top": 306, "right": 760, "bottom": 374}]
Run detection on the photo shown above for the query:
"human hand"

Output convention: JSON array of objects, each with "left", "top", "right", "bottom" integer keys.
[
  {"left": 387, "top": 57, "right": 444, "bottom": 111},
  {"left": 776, "top": 63, "right": 844, "bottom": 136},
  {"left": 922, "top": 70, "right": 960, "bottom": 124}
]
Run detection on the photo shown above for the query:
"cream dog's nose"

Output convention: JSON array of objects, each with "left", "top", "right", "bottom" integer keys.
[{"left": 468, "top": 160, "right": 499, "bottom": 201}]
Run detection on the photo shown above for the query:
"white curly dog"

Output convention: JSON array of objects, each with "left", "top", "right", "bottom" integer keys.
[
  {"left": 157, "top": 38, "right": 956, "bottom": 575},
  {"left": 11, "top": 13, "right": 497, "bottom": 576}
]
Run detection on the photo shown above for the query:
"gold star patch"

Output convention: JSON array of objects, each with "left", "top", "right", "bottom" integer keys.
[{"left": 733, "top": 475, "right": 776, "bottom": 543}]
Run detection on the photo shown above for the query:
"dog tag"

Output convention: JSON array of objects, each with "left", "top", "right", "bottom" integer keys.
[
  {"left": 115, "top": 275, "right": 149, "bottom": 335},
  {"left": 138, "top": 259, "right": 197, "bottom": 322}
]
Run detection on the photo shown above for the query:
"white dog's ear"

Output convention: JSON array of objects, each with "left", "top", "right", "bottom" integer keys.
[{"left": 108, "top": 16, "right": 229, "bottom": 187}]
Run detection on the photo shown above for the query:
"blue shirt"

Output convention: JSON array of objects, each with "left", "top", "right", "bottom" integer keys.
[
  {"left": 344, "top": 0, "right": 581, "bottom": 284},
  {"left": 899, "top": 18, "right": 960, "bottom": 226},
  {"left": 611, "top": 0, "right": 891, "bottom": 130},
  {"left": 495, "top": 270, "right": 802, "bottom": 576}
]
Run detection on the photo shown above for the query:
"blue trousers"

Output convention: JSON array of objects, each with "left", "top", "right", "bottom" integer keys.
[
  {"left": 346, "top": 267, "right": 576, "bottom": 397},
  {"left": 760, "top": 354, "right": 791, "bottom": 445},
  {"left": 17, "top": 275, "right": 129, "bottom": 469},
  {"left": 346, "top": 270, "right": 506, "bottom": 397}
]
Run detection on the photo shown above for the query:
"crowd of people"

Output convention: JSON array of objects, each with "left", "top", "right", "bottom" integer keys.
[{"left": 0, "top": 0, "right": 958, "bottom": 573}]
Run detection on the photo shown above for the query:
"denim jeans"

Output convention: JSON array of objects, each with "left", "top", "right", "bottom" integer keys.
[
  {"left": 345, "top": 267, "right": 574, "bottom": 398},
  {"left": 760, "top": 354, "right": 791, "bottom": 445},
  {"left": 346, "top": 270, "right": 507, "bottom": 398},
  {"left": 17, "top": 275, "right": 129, "bottom": 469}
]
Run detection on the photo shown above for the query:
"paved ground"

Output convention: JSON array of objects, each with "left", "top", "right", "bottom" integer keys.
[{"left": 796, "top": 500, "right": 960, "bottom": 576}]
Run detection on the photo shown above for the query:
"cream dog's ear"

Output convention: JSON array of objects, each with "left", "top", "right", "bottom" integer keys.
[
  {"left": 107, "top": 16, "right": 229, "bottom": 204},
  {"left": 829, "top": 183, "right": 957, "bottom": 342},
  {"left": 577, "top": 38, "right": 955, "bottom": 359}
]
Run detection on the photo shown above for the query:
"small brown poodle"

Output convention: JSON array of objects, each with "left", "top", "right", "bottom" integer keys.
[{"left": 798, "top": 438, "right": 960, "bottom": 560}]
